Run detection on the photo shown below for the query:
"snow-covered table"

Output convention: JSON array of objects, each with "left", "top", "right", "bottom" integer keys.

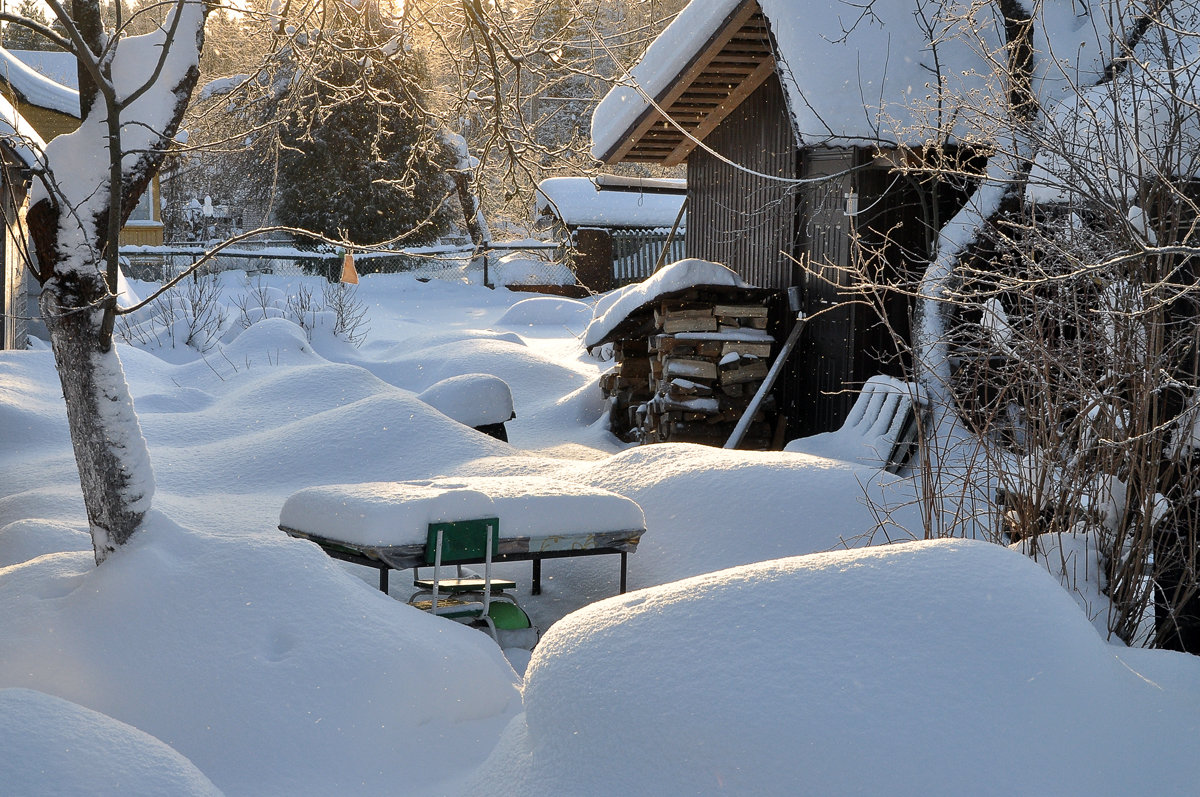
[{"left": 278, "top": 477, "right": 646, "bottom": 595}]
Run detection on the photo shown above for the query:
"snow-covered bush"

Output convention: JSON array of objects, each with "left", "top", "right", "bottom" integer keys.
[{"left": 118, "top": 273, "right": 369, "bottom": 355}]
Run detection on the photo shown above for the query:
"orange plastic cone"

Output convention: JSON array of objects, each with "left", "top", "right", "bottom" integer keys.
[{"left": 340, "top": 252, "right": 359, "bottom": 284}]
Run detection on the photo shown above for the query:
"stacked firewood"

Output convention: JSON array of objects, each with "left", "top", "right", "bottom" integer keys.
[{"left": 599, "top": 294, "right": 777, "bottom": 448}]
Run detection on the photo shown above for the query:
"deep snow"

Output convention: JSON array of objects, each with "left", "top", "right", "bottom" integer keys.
[{"left": 3, "top": 270, "right": 1200, "bottom": 794}]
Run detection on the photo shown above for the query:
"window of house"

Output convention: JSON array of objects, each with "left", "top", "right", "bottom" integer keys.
[{"left": 129, "top": 183, "right": 155, "bottom": 222}]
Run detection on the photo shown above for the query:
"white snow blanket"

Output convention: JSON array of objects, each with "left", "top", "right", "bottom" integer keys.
[{"left": 279, "top": 476, "right": 646, "bottom": 548}]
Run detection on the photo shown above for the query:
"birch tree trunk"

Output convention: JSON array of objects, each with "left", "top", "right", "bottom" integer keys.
[{"left": 22, "top": 0, "right": 211, "bottom": 563}]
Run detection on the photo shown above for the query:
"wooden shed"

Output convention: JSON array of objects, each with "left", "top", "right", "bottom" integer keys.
[
  {"left": 535, "top": 175, "right": 687, "bottom": 292},
  {"left": 590, "top": 0, "right": 993, "bottom": 439}
]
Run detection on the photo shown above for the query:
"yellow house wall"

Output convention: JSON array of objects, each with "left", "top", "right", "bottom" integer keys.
[{"left": 118, "top": 224, "right": 163, "bottom": 247}]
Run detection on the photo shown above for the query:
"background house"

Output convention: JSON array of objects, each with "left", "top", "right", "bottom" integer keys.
[
  {"left": 0, "top": 92, "right": 42, "bottom": 350},
  {"left": 0, "top": 47, "right": 167, "bottom": 349},
  {"left": 535, "top": 174, "right": 687, "bottom": 291},
  {"left": 0, "top": 48, "right": 164, "bottom": 247},
  {"left": 590, "top": 0, "right": 996, "bottom": 438}
]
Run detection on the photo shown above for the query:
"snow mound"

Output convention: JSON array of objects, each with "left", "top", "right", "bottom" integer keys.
[
  {"left": 369, "top": 337, "right": 586, "bottom": 400},
  {"left": 501, "top": 539, "right": 1197, "bottom": 795},
  {"left": 0, "top": 512, "right": 521, "bottom": 794},
  {"left": 496, "top": 296, "right": 593, "bottom": 331},
  {"left": 419, "top": 373, "right": 515, "bottom": 427},
  {"left": 584, "top": 259, "right": 750, "bottom": 348},
  {"left": 566, "top": 443, "right": 904, "bottom": 582},
  {"left": 0, "top": 518, "right": 91, "bottom": 567},
  {"left": 0, "top": 688, "right": 221, "bottom": 796}
]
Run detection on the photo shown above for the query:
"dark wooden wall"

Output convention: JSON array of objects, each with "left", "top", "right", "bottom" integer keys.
[
  {"left": 681, "top": 72, "right": 953, "bottom": 442},
  {"left": 685, "top": 75, "right": 798, "bottom": 290}
]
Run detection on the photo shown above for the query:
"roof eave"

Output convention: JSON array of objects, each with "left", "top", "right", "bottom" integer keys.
[{"left": 598, "top": 0, "right": 767, "bottom": 166}]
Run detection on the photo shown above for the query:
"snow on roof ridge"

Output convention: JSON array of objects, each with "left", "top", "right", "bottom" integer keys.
[
  {"left": 0, "top": 47, "right": 80, "bottom": 117},
  {"left": 536, "top": 176, "right": 686, "bottom": 229}
]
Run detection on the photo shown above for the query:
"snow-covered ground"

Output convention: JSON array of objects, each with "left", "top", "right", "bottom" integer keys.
[{"left": 3, "top": 270, "right": 1200, "bottom": 794}]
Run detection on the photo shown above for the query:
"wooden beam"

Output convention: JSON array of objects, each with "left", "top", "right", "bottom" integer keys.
[
  {"left": 661, "top": 57, "right": 777, "bottom": 167},
  {"left": 600, "top": 0, "right": 763, "bottom": 164}
]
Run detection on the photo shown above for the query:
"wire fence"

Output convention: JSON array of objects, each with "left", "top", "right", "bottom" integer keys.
[{"left": 122, "top": 230, "right": 683, "bottom": 289}]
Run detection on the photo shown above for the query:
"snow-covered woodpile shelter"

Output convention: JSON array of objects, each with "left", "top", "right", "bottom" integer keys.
[
  {"left": 589, "top": 0, "right": 1005, "bottom": 439},
  {"left": 535, "top": 175, "right": 686, "bottom": 291},
  {"left": 587, "top": 259, "right": 776, "bottom": 447}
]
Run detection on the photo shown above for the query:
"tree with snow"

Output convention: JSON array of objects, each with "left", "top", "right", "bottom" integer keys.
[
  {"left": 0, "top": 0, "right": 214, "bottom": 563},
  {"left": 896, "top": 0, "right": 1200, "bottom": 649}
]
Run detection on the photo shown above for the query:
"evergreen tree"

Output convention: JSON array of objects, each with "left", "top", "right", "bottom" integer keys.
[
  {"left": 276, "top": 20, "right": 453, "bottom": 246},
  {"left": 2, "top": 0, "right": 66, "bottom": 50}
]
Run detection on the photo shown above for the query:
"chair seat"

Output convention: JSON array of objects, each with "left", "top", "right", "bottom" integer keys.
[
  {"left": 410, "top": 597, "right": 487, "bottom": 620},
  {"left": 412, "top": 577, "right": 517, "bottom": 593}
]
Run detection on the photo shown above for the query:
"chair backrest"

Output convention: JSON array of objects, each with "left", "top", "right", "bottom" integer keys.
[{"left": 424, "top": 518, "right": 501, "bottom": 565}]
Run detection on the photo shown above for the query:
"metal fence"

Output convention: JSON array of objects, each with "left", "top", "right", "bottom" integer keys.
[{"left": 610, "top": 228, "right": 687, "bottom": 286}]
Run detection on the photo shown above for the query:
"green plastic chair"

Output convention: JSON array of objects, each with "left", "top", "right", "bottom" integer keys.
[{"left": 408, "top": 518, "right": 523, "bottom": 642}]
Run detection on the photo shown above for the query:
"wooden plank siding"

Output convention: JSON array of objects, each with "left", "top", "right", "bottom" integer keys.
[{"left": 684, "top": 75, "right": 798, "bottom": 290}]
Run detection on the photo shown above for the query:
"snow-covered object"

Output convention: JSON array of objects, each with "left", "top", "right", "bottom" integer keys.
[
  {"left": 784, "top": 374, "right": 917, "bottom": 466},
  {"left": 592, "top": 0, "right": 1123, "bottom": 158},
  {"left": 536, "top": 176, "right": 685, "bottom": 228},
  {"left": 279, "top": 476, "right": 646, "bottom": 548},
  {"left": 485, "top": 538, "right": 1200, "bottom": 794},
  {"left": 0, "top": 688, "right": 221, "bottom": 796},
  {"left": 0, "top": 48, "right": 79, "bottom": 116},
  {"left": 584, "top": 259, "right": 750, "bottom": 348},
  {"left": 418, "top": 373, "right": 515, "bottom": 427}
]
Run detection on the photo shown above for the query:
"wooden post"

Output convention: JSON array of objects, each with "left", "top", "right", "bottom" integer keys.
[{"left": 574, "top": 228, "right": 615, "bottom": 293}]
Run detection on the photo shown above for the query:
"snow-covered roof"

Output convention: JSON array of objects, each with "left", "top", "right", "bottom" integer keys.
[
  {"left": 1027, "top": 9, "right": 1200, "bottom": 202},
  {"left": 0, "top": 48, "right": 79, "bottom": 117},
  {"left": 7, "top": 50, "right": 79, "bottom": 90},
  {"left": 0, "top": 91, "right": 47, "bottom": 170},
  {"left": 593, "top": 0, "right": 1123, "bottom": 158},
  {"left": 584, "top": 258, "right": 760, "bottom": 348},
  {"left": 536, "top": 176, "right": 686, "bottom": 229}
]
